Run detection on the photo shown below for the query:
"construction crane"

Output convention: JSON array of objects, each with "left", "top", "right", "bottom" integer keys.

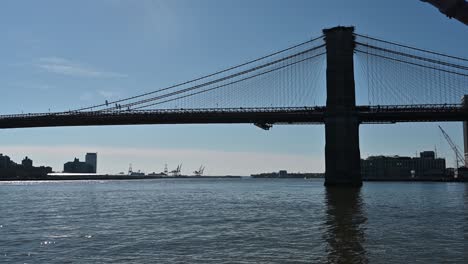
[
  {"left": 128, "top": 163, "right": 133, "bottom": 175},
  {"left": 164, "top": 163, "right": 168, "bottom": 175},
  {"left": 170, "top": 164, "right": 182, "bottom": 177},
  {"left": 438, "top": 126, "right": 465, "bottom": 175},
  {"left": 193, "top": 165, "right": 205, "bottom": 176},
  {"left": 420, "top": 0, "right": 468, "bottom": 25}
]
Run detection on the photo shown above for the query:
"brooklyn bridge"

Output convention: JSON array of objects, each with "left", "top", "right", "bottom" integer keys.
[{"left": 1, "top": 26, "right": 467, "bottom": 186}]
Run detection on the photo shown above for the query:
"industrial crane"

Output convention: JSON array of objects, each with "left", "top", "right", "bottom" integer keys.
[
  {"left": 170, "top": 164, "right": 182, "bottom": 177},
  {"left": 193, "top": 165, "right": 205, "bottom": 176},
  {"left": 420, "top": 0, "right": 468, "bottom": 25},
  {"left": 438, "top": 126, "right": 465, "bottom": 175}
]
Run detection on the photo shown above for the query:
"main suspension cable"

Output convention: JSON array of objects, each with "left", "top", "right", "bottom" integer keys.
[
  {"left": 72, "top": 35, "right": 324, "bottom": 112},
  {"left": 98, "top": 44, "right": 326, "bottom": 111},
  {"left": 354, "top": 33, "right": 468, "bottom": 62}
]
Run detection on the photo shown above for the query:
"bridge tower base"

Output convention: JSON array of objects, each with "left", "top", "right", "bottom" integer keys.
[{"left": 323, "top": 26, "right": 362, "bottom": 187}]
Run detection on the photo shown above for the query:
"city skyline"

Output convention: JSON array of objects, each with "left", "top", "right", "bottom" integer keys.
[
  {"left": 0, "top": 0, "right": 467, "bottom": 175},
  {"left": 0, "top": 147, "right": 458, "bottom": 176}
]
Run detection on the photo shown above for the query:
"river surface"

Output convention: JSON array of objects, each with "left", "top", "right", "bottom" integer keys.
[{"left": 0, "top": 178, "right": 466, "bottom": 263}]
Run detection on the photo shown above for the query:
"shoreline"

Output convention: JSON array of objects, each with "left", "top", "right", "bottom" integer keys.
[
  {"left": 0, "top": 175, "right": 242, "bottom": 181},
  {"left": 0, "top": 176, "right": 466, "bottom": 182},
  {"left": 364, "top": 178, "right": 467, "bottom": 182}
]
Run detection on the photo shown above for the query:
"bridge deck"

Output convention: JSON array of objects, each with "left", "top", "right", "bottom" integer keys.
[{"left": 0, "top": 105, "right": 466, "bottom": 129}]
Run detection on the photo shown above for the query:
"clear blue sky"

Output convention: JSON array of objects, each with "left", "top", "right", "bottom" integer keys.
[{"left": 0, "top": 0, "right": 466, "bottom": 175}]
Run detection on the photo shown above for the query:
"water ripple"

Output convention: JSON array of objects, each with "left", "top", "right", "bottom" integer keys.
[{"left": 0, "top": 179, "right": 465, "bottom": 263}]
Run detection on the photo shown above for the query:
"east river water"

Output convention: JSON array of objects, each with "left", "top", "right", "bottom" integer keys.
[{"left": 0, "top": 179, "right": 466, "bottom": 263}]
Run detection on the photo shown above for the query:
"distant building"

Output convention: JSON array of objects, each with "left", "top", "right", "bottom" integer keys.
[
  {"left": 419, "top": 151, "right": 435, "bottom": 159},
  {"left": 251, "top": 170, "right": 324, "bottom": 178},
  {"left": 0, "top": 154, "right": 52, "bottom": 179},
  {"left": 22, "top": 156, "right": 33, "bottom": 167},
  {"left": 361, "top": 151, "right": 446, "bottom": 180},
  {"left": 457, "top": 167, "right": 468, "bottom": 180},
  {"left": 64, "top": 158, "right": 94, "bottom": 173},
  {"left": 0, "top": 154, "right": 13, "bottom": 169},
  {"left": 85, "top": 153, "right": 97, "bottom": 173}
]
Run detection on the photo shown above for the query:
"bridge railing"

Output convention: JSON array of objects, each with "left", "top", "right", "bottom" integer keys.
[
  {"left": 0, "top": 104, "right": 464, "bottom": 121},
  {"left": 0, "top": 106, "right": 328, "bottom": 120},
  {"left": 361, "top": 104, "right": 463, "bottom": 112}
]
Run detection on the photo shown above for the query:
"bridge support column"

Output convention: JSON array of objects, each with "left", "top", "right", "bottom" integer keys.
[
  {"left": 463, "top": 95, "right": 468, "bottom": 166},
  {"left": 323, "top": 26, "right": 362, "bottom": 187}
]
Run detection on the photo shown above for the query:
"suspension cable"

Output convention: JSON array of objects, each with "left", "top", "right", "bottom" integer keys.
[
  {"left": 356, "top": 42, "right": 468, "bottom": 70},
  {"left": 98, "top": 44, "right": 326, "bottom": 111},
  {"left": 73, "top": 35, "right": 324, "bottom": 112},
  {"left": 354, "top": 33, "right": 468, "bottom": 62}
]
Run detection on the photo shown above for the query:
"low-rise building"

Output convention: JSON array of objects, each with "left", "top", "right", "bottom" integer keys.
[
  {"left": 0, "top": 154, "right": 52, "bottom": 179},
  {"left": 64, "top": 158, "right": 95, "bottom": 173},
  {"left": 251, "top": 170, "right": 324, "bottom": 178},
  {"left": 0, "top": 154, "right": 14, "bottom": 169},
  {"left": 22, "top": 156, "right": 33, "bottom": 167},
  {"left": 361, "top": 151, "right": 447, "bottom": 180}
]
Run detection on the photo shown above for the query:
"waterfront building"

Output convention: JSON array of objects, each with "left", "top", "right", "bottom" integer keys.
[
  {"left": 64, "top": 158, "right": 94, "bottom": 173},
  {"left": 0, "top": 154, "right": 52, "bottom": 179},
  {"left": 457, "top": 167, "right": 468, "bottom": 180},
  {"left": 361, "top": 151, "right": 446, "bottom": 180},
  {"left": 251, "top": 170, "right": 324, "bottom": 178},
  {"left": 0, "top": 154, "right": 13, "bottom": 168},
  {"left": 22, "top": 157, "right": 33, "bottom": 167},
  {"left": 420, "top": 151, "right": 435, "bottom": 159},
  {"left": 85, "top": 153, "right": 97, "bottom": 173}
]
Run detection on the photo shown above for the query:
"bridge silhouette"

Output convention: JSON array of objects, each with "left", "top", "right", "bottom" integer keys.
[{"left": 1, "top": 26, "right": 467, "bottom": 186}]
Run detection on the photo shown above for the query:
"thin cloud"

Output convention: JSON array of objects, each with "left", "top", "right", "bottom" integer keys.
[
  {"left": 36, "top": 57, "right": 127, "bottom": 78},
  {"left": 9, "top": 81, "right": 55, "bottom": 91},
  {"left": 79, "top": 90, "right": 122, "bottom": 102},
  {"left": 98, "top": 90, "right": 121, "bottom": 99},
  {"left": 79, "top": 92, "right": 95, "bottom": 101}
]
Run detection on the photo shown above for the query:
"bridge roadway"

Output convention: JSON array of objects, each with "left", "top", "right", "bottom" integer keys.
[{"left": 0, "top": 104, "right": 466, "bottom": 129}]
